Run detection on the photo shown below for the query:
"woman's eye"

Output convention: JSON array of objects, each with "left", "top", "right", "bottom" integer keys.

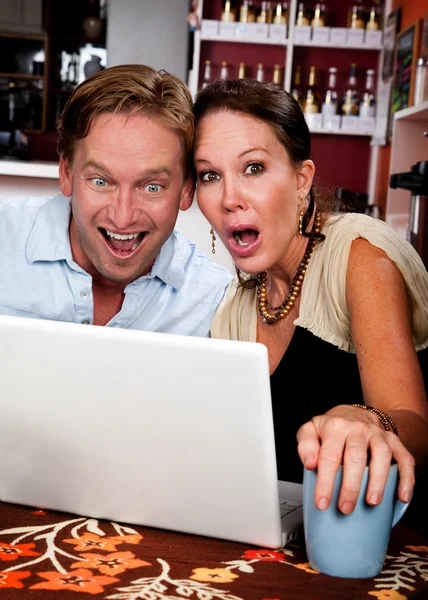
[
  {"left": 245, "top": 163, "right": 264, "bottom": 176},
  {"left": 200, "top": 172, "right": 220, "bottom": 183},
  {"left": 145, "top": 183, "right": 162, "bottom": 193},
  {"left": 92, "top": 177, "right": 107, "bottom": 187}
]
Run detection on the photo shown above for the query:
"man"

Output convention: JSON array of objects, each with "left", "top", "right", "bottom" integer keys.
[{"left": 0, "top": 65, "right": 231, "bottom": 335}]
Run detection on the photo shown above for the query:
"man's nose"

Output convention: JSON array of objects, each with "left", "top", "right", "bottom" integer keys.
[{"left": 109, "top": 188, "right": 140, "bottom": 230}]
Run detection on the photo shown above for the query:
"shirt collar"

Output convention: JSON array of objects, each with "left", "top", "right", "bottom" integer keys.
[
  {"left": 129, "top": 231, "right": 186, "bottom": 291},
  {"left": 27, "top": 194, "right": 186, "bottom": 291},
  {"left": 26, "top": 193, "right": 73, "bottom": 264}
]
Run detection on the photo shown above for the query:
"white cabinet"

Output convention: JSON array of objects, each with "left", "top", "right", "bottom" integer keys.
[
  {"left": 0, "top": 0, "right": 43, "bottom": 34},
  {"left": 385, "top": 101, "right": 428, "bottom": 235}
]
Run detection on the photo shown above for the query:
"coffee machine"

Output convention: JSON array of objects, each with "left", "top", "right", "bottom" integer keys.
[{"left": 389, "top": 161, "right": 428, "bottom": 268}]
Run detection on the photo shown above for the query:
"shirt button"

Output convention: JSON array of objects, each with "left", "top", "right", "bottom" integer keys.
[
  {"left": 81, "top": 320, "right": 90, "bottom": 325},
  {"left": 80, "top": 288, "right": 90, "bottom": 300}
]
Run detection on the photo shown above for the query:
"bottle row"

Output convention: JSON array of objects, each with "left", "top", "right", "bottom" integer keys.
[
  {"left": 293, "top": 64, "right": 376, "bottom": 116},
  {"left": 201, "top": 19, "right": 383, "bottom": 48},
  {"left": 219, "top": 1, "right": 383, "bottom": 30},
  {"left": 294, "top": 63, "right": 376, "bottom": 134},
  {"left": 201, "top": 60, "right": 284, "bottom": 87},
  {"left": 199, "top": 60, "right": 376, "bottom": 135}
]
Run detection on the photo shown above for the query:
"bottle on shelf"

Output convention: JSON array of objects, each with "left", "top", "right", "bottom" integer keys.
[
  {"left": 366, "top": 5, "right": 381, "bottom": 30},
  {"left": 272, "top": 64, "right": 283, "bottom": 86},
  {"left": 322, "top": 67, "right": 338, "bottom": 118},
  {"left": 341, "top": 63, "right": 360, "bottom": 115},
  {"left": 220, "top": 61, "right": 229, "bottom": 80},
  {"left": 257, "top": 1, "right": 273, "bottom": 24},
  {"left": 360, "top": 69, "right": 376, "bottom": 117},
  {"left": 221, "top": 0, "right": 237, "bottom": 22},
  {"left": 296, "top": 2, "right": 310, "bottom": 26},
  {"left": 238, "top": 62, "right": 246, "bottom": 78},
  {"left": 348, "top": 3, "right": 366, "bottom": 29},
  {"left": 239, "top": 0, "right": 256, "bottom": 23},
  {"left": 291, "top": 65, "right": 304, "bottom": 108},
  {"left": 256, "top": 63, "right": 264, "bottom": 82},
  {"left": 311, "top": 3, "right": 327, "bottom": 28},
  {"left": 202, "top": 60, "right": 211, "bottom": 89},
  {"left": 273, "top": 2, "right": 288, "bottom": 25},
  {"left": 303, "top": 66, "right": 321, "bottom": 114}
]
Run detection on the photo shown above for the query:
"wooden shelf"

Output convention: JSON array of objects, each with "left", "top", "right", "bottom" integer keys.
[
  {"left": 294, "top": 40, "right": 382, "bottom": 50},
  {"left": 201, "top": 33, "right": 288, "bottom": 46},
  {"left": 393, "top": 101, "right": 428, "bottom": 122},
  {"left": 309, "top": 128, "right": 373, "bottom": 136},
  {"left": 0, "top": 72, "right": 45, "bottom": 80}
]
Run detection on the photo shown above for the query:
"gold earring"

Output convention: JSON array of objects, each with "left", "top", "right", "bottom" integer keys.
[
  {"left": 210, "top": 228, "right": 216, "bottom": 254},
  {"left": 298, "top": 195, "right": 304, "bottom": 236}
]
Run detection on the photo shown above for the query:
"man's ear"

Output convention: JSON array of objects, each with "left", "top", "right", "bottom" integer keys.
[
  {"left": 59, "top": 156, "right": 73, "bottom": 198},
  {"left": 179, "top": 176, "right": 195, "bottom": 212}
]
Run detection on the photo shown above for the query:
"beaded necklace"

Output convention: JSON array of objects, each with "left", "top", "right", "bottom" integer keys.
[{"left": 256, "top": 210, "right": 321, "bottom": 325}]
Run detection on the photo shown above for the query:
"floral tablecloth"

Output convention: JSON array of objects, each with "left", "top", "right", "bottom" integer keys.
[{"left": 0, "top": 501, "right": 427, "bottom": 599}]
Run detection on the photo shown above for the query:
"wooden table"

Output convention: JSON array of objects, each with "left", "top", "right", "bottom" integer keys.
[{"left": 0, "top": 501, "right": 427, "bottom": 599}]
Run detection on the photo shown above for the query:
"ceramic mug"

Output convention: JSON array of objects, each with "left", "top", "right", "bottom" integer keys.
[{"left": 303, "top": 464, "right": 409, "bottom": 578}]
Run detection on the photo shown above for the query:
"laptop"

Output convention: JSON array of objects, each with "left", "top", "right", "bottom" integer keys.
[{"left": 0, "top": 314, "right": 303, "bottom": 549}]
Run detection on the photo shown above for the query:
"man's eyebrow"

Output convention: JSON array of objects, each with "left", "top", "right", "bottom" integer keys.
[{"left": 83, "top": 162, "right": 173, "bottom": 180}]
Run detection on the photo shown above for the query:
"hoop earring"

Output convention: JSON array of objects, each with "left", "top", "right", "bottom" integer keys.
[
  {"left": 210, "top": 228, "right": 216, "bottom": 254},
  {"left": 298, "top": 195, "right": 304, "bottom": 236}
]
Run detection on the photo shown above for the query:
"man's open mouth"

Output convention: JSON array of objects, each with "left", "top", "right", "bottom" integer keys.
[{"left": 100, "top": 228, "right": 146, "bottom": 255}]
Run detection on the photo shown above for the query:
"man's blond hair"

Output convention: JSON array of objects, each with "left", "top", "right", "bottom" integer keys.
[{"left": 57, "top": 64, "right": 194, "bottom": 176}]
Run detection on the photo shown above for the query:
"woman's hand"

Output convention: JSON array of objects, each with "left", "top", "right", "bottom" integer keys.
[{"left": 296, "top": 405, "right": 415, "bottom": 514}]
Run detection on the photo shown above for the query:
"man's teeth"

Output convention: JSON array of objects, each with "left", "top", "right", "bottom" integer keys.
[
  {"left": 233, "top": 231, "right": 250, "bottom": 247},
  {"left": 106, "top": 230, "right": 139, "bottom": 241}
]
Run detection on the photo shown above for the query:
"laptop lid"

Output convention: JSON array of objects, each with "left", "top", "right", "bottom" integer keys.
[{"left": 0, "top": 315, "right": 295, "bottom": 548}]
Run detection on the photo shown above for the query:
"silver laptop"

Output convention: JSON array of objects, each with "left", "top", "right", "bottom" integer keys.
[{"left": 0, "top": 314, "right": 302, "bottom": 548}]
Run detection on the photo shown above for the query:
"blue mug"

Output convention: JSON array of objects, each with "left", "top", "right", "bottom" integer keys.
[{"left": 303, "top": 464, "right": 409, "bottom": 578}]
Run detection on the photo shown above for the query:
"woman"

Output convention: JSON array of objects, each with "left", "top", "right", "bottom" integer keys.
[{"left": 193, "top": 78, "right": 428, "bottom": 517}]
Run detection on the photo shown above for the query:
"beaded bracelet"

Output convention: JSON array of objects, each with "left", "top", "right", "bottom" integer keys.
[{"left": 351, "top": 404, "right": 398, "bottom": 436}]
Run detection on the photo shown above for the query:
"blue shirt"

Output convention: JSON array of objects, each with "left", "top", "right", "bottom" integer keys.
[{"left": 0, "top": 194, "right": 232, "bottom": 337}]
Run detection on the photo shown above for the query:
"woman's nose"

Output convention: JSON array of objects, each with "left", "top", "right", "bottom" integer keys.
[{"left": 221, "top": 178, "right": 248, "bottom": 212}]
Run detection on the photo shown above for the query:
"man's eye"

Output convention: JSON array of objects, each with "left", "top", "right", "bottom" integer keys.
[
  {"left": 92, "top": 177, "right": 107, "bottom": 187},
  {"left": 145, "top": 183, "right": 162, "bottom": 193},
  {"left": 200, "top": 172, "right": 219, "bottom": 183},
  {"left": 244, "top": 163, "right": 264, "bottom": 176}
]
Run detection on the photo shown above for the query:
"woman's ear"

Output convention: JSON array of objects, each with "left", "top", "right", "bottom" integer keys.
[{"left": 296, "top": 160, "right": 315, "bottom": 199}]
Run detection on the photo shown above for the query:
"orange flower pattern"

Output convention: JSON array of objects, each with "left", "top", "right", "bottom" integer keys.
[
  {"left": 0, "top": 570, "right": 31, "bottom": 589},
  {"left": 71, "top": 551, "right": 151, "bottom": 576},
  {"left": 190, "top": 567, "right": 239, "bottom": 583},
  {"left": 242, "top": 549, "right": 286, "bottom": 562},
  {"left": 30, "top": 568, "right": 118, "bottom": 594},
  {"left": 63, "top": 533, "right": 124, "bottom": 552},
  {"left": 368, "top": 590, "right": 408, "bottom": 600},
  {"left": 0, "top": 542, "right": 40, "bottom": 562},
  {"left": 0, "top": 506, "right": 426, "bottom": 598}
]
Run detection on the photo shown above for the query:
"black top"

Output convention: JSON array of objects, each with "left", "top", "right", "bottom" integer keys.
[{"left": 270, "top": 326, "right": 428, "bottom": 484}]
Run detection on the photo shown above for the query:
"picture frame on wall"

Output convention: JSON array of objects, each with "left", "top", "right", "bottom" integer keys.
[
  {"left": 382, "top": 8, "right": 402, "bottom": 82},
  {"left": 391, "top": 19, "right": 423, "bottom": 116}
]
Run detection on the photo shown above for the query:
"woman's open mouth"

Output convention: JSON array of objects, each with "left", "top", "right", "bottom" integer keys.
[
  {"left": 228, "top": 227, "right": 261, "bottom": 258},
  {"left": 99, "top": 228, "right": 147, "bottom": 258}
]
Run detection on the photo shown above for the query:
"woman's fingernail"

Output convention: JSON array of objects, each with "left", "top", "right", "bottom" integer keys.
[
  {"left": 402, "top": 490, "right": 411, "bottom": 503},
  {"left": 341, "top": 501, "right": 354, "bottom": 514},
  {"left": 318, "top": 497, "right": 329, "bottom": 510},
  {"left": 369, "top": 492, "right": 381, "bottom": 505},
  {"left": 304, "top": 454, "right": 315, "bottom": 467}
]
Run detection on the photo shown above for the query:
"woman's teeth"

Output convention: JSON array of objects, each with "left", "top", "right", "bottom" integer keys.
[{"left": 233, "top": 232, "right": 249, "bottom": 247}]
